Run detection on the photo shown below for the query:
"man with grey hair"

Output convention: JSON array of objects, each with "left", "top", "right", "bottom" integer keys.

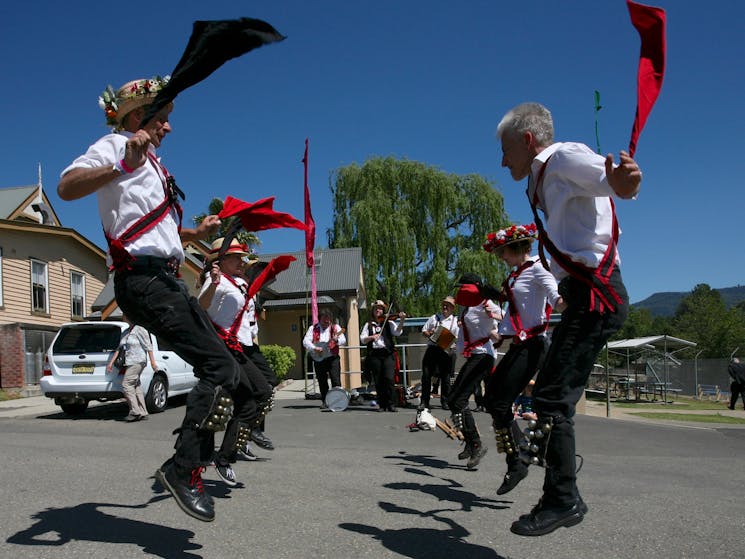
[{"left": 495, "top": 102, "right": 641, "bottom": 536}]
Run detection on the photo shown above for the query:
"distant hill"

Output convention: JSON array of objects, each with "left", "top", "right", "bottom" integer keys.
[{"left": 633, "top": 285, "right": 745, "bottom": 317}]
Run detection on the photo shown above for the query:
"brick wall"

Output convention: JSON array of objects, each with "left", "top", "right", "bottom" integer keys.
[{"left": 0, "top": 324, "right": 24, "bottom": 389}]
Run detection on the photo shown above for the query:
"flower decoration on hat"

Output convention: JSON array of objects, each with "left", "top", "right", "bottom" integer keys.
[
  {"left": 483, "top": 223, "right": 538, "bottom": 253},
  {"left": 98, "top": 75, "right": 170, "bottom": 130}
]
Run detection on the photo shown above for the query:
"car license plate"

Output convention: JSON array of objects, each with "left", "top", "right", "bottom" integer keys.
[{"left": 72, "top": 363, "right": 95, "bottom": 374}]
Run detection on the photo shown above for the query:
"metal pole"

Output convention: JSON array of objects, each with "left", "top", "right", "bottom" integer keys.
[
  {"left": 605, "top": 342, "right": 610, "bottom": 418},
  {"left": 694, "top": 349, "right": 703, "bottom": 399}
]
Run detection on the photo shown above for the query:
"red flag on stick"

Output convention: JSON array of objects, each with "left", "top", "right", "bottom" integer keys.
[
  {"left": 219, "top": 195, "right": 305, "bottom": 232},
  {"left": 627, "top": 0, "right": 667, "bottom": 157},
  {"left": 248, "top": 255, "right": 296, "bottom": 299},
  {"left": 303, "top": 139, "right": 316, "bottom": 268},
  {"left": 302, "top": 138, "right": 318, "bottom": 324}
]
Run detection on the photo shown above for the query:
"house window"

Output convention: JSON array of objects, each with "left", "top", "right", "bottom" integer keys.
[
  {"left": 71, "top": 272, "right": 85, "bottom": 319},
  {"left": 0, "top": 247, "right": 4, "bottom": 307},
  {"left": 31, "top": 259, "right": 49, "bottom": 314}
]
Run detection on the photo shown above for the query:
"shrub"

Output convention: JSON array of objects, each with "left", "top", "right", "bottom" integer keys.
[{"left": 261, "top": 345, "right": 296, "bottom": 382}]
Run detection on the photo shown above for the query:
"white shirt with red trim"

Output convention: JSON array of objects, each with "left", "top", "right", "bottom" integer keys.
[
  {"left": 528, "top": 142, "right": 622, "bottom": 280},
  {"left": 456, "top": 300, "right": 501, "bottom": 356},
  {"left": 61, "top": 131, "right": 184, "bottom": 263},
  {"left": 498, "top": 256, "right": 560, "bottom": 337},
  {"left": 303, "top": 323, "right": 347, "bottom": 361},
  {"left": 199, "top": 275, "right": 253, "bottom": 346}
]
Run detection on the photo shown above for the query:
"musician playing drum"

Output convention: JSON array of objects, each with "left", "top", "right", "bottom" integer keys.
[
  {"left": 419, "top": 296, "right": 459, "bottom": 410},
  {"left": 303, "top": 308, "right": 347, "bottom": 409}
]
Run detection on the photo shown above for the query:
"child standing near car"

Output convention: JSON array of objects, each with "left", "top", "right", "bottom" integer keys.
[{"left": 108, "top": 319, "right": 158, "bottom": 422}]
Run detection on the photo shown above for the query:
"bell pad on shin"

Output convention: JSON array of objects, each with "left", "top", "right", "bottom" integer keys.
[
  {"left": 235, "top": 424, "right": 251, "bottom": 449},
  {"left": 494, "top": 421, "right": 524, "bottom": 455},
  {"left": 200, "top": 387, "right": 234, "bottom": 432},
  {"left": 519, "top": 417, "right": 552, "bottom": 467}
]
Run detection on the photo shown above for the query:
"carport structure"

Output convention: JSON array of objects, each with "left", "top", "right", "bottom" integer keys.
[{"left": 602, "top": 335, "right": 697, "bottom": 409}]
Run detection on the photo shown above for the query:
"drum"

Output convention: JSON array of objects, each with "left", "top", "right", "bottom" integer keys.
[
  {"left": 429, "top": 324, "right": 455, "bottom": 350},
  {"left": 324, "top": 387, "right": 350, "bottom": 412}
]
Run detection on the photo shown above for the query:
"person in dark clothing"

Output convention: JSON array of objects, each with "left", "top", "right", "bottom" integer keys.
[{"left": 728, "top": 358, "right": 745, "bottom": 410}]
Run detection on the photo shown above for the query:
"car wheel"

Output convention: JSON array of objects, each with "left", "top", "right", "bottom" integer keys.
[
  {"left": 145, "top": 373, "right": 169, "bottom": 413},
  {"left": 60, "top": 402, "right": 89, "bottom": 415}
]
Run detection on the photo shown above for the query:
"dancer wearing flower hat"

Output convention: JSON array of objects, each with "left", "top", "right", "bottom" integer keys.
[
  {"left": 481, "top": 223, "right": 562, "bottom": 497},
  {"left": 58, "top": 77, "right": 239, "bottom": 522}
]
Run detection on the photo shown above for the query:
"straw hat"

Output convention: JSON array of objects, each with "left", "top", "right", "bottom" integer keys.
[
  {"left": 206, "top": 238, "right": 251, "bottom": 262},
  {"left": 99, "top": 75, "right": 170, "bottom": 130},
  {"left": 483, "top": 223, "right": 538, "bottom": 253},
  {"left": 371, "top": 300, "right": 387, "bottom": 311},
  {"left": 441, "top": 296, "right": 456, "bottom": 309}
]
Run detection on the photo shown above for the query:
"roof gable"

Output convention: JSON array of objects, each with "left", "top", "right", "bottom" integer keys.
[{"left": 259, "top": 247, "right": 363, "bottom": 295}]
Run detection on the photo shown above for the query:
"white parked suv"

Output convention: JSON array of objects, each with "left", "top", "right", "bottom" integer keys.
[{"left": 40, "top": 321, "right": 198, "bottom": 415}]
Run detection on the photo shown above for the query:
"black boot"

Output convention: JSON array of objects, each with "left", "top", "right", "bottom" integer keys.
[
  {"left": 155, "top": 461, "right": 215, "bottom": 522},
  {"left": 457, "top": 441, "right": 473, "bottom": 460},
  {"left": 250, "top": 427, "right": 275, "bottom": 450},
  {"left": 467, "top": 440, "right": 487, "bottom": 470},
  {"left": 497, "top": 464, "right": 528, "bottom": 495},
  {"left": 510, "top": 500, "right": 585, "bottom": 536}
]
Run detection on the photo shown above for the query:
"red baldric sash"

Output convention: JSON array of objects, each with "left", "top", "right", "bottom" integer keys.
[
  {"left": 501, "top": 260, "right": 552, "bottom": 343},
  {"left": 105, "top": 153, "right": 184, "bottom": 272},
  {"left": 211, "top": 275, "right": 250, "bottom": 352},
  {"left": 312, "top": 324, "right": 340, "bottom": 356},
  {"left": 528, "top": 157, "right": 623, "bottom": 313},
  {"left": 460, "top": 305, "right": 491, "bottom": 358}
]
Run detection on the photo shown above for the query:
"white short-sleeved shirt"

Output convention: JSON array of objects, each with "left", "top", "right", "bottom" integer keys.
[
  {"left": 303, "top": 323, "right": 347, "bottom": 361},
  {"left": 529, "top": 142, "right": 622, "bottom": 280},
  {"left": 499, "top": 256, "right": 560, "bottom": 337},
  {"left": 456, "top": 300, "right": 501, "bottom": 356},
  {"left": 61, "top": 132, "right": 184, "bottom": 263},
  {"left": 199, "top": 275, "right": 253, "bottom": 346}
]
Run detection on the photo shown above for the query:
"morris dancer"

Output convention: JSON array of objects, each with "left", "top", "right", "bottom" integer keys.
[
  {"left": 58, "top": 76, "right": 238, "bottom": 522},
  {"left": 481, "top": 223, "right": 562, "bottom": 496},
  {"left": 497, "top": 102, "right": 638, "bottom": 535},
  {"left": 360, "top": 300, "right": 406, "bottom": 412},
  {"left": 449, "top": 274, "right": 502, "bottom": 470},
  {"left": 419, "top": 296, "right": 459, "bottom": 410},
  {"left": 198, "top": 238, "right": 276, "bottom": 486},
  {"left": 303, "top": 308, "right": 347, "bottom": 409}
]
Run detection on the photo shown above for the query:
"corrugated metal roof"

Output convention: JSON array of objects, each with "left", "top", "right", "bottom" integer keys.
[
  {"left": 0, "top": 185, "right": 36, "bottom": 218},
  {"left": 259, "top": 247, "right": 362, "bottom": 295},
  {"left": 262, "top": 296, "right": 336, "bottom": 308}
]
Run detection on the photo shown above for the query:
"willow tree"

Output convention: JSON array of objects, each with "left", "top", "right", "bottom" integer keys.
[{"left": 328, "top": 156, "right": 510, "bottom": 317}]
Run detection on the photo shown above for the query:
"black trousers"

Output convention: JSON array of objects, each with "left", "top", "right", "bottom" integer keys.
[
  {"left": 535, "top": 270, "right": 628, "bottom": 507},
  {"left": 420, "top": 345, "right": 455, "bottom": 408},
  {"left": 485, "top": 335, "right": 549, "bottom": 427},
  {"left": 448, "top": 353, "right": 494, "bottom": 443},
  {"left": 730, "top": 381, "right": 745, "bottom": 410},
  {"left": 312, "top": 355, "right": 341, "bottom": 402},
  {"left": 245, "top": 344, "right": 279, "bottom": 388},
  {"left": 216, "top": 348, "right": 274, "bottom": 464},
  {"left": 367, "top": 349, "right": 396, "bottom": 409},
  {"left": 114, "top": 266, "right": 243, "bottom": 472}
]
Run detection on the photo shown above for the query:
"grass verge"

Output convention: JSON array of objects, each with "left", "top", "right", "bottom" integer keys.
[{"left": 630, "top": 412, "right": 745, "bottom": 424}]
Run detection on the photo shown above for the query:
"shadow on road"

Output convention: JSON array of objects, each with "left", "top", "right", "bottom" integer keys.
[{"left": 6, "top": 497, "right": 203, "bottom": 559}]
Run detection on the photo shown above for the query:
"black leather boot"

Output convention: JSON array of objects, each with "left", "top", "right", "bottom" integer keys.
[
  {"left": 155, "top": 461, "right": 215, "bottom": 522},
  {"left": 250, "top": 427, "right": 275, "bottom": 450}
]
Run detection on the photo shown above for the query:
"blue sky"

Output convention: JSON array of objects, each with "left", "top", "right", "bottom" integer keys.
[{"left": 2, "top": 0, "right": 743, "bottom": 304}]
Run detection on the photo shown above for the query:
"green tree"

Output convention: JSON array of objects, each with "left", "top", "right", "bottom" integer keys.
[
  {"left": 193, "top": 197, "right": 260, "bottom": 247},
  {"left": 671, "top": 284, "right": 742, "bottom": 357},
  {"left": 328, "top": 156, "right": 510, "bottom": 316}
]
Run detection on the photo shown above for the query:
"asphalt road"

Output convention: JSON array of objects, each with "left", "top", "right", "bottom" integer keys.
[{"left": 1, "top": 394, "right": 743, "bottom": 559}]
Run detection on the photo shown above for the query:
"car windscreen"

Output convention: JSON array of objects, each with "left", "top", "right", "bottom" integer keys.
[{"left": 53, "top": 325, "right": 122, "bottom": 354}]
